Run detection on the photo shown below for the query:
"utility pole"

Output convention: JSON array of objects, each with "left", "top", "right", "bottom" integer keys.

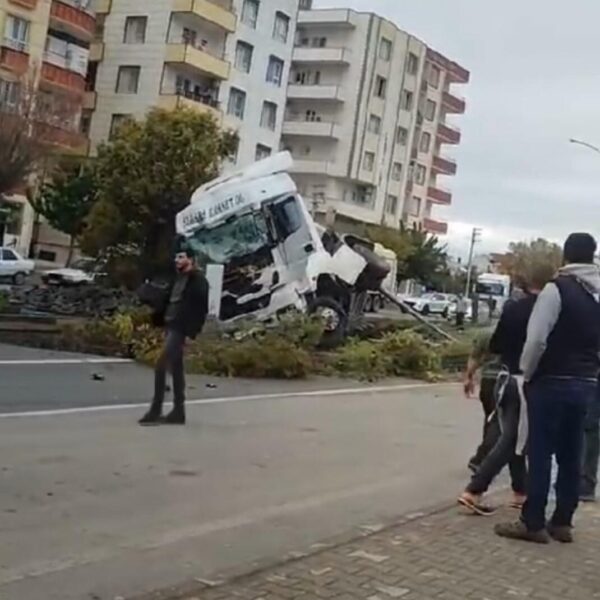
[{"left": 465, "top": 227, "right": 482, "bottom": 297}]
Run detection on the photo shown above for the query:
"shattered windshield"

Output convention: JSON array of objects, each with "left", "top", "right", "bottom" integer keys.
[{"left": 187, "top": 212, "right": 270, "bottom": 265}]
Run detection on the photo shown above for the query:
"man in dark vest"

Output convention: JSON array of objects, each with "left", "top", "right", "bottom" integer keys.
[{"left": 496, "top": 233, "right": 600, "bottom": 543}]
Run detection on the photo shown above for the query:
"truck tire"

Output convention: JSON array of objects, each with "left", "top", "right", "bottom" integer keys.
[
  {"left": 311, "top": 297, "right": 348, "bottom": 349},
  {"left": 422, "top": 304, "right": 430, "bottom": 317}
]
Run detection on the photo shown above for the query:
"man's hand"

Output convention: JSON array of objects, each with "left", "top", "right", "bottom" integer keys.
[{"left": 463, "top": 375, "right": 476, "bottom": 398}]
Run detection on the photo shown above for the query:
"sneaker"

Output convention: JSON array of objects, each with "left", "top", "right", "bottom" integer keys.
[
  {"left": 161, "top": 409, "right": 186, "bottom": 425},
  {"left": 579, "top": 493, "right": 597, "bottom": 503},
  {"left": 138, "top": 410, "right": 162, "bottom": 426},
  {"left": 494, "top": 521, "right": 550, "bottom": 544},
  {"left": 547, "top": 524, "right": 574, "bottom": 543}
]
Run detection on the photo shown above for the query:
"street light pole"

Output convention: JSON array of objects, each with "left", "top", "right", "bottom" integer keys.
[
  {"left": 569, "top": 138, "right": 600, "bottom": 156},
  {"left": 465, "top": 227, "right": 482, "bottom": 297}
]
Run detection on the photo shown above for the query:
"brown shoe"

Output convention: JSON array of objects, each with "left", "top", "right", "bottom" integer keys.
[
  {"left": 458, "top": 494, "right": 497, "bottom": 516},
  {"left": 547, "top": 524, "right": 574, "bottom": 543},
  {"left": 495, "top": 521, "right": 550, "bottom": 544}
]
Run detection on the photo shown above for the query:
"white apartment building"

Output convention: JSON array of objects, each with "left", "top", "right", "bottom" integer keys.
[
  {"left": 282, "top": 8, "right": 469, "bottom": 235},
  {"left": 88, "top": 0, "right": 299, "bottom": 170}
]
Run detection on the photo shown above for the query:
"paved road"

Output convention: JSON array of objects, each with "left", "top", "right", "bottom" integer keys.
[{"left": 0, "top": 343, "right": 479, "bottom": 600}]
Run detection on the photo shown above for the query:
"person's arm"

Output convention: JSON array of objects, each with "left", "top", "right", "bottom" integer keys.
[
  {"left": 464, "top": 333, "right": 490, "bottom": 397},
  {"left": 489, "top": 302, "right": 514, "bottom": 355},
  {"left": 520, "top": 282, "right": 562, "bottom": 381}
]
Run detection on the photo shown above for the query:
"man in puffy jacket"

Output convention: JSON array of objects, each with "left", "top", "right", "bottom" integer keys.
[
  {"left": 496, "top": 233, "right": 600, "bottom": 543},
  {"left": 139, "top": 248, "right": 209, "bottom": 426}
]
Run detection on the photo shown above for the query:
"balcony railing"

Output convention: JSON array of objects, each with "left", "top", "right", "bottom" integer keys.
[
  {"left": 292, "top": 46, "right": 352, "bottom": 64},
  {"left": 432, "top": 155, "right": 457, "bottom": 176},
  {"left": 41, "top": 61, "right": 86, "bottom": 94},
  {"left": 442, "top": 91, "right": 466, "bottom": 114},
  {"left": 283, "top": 118, "right": 341, "bottom": 138},
  {"left": 50, "top": 0, "right": 96, "bottom": 41},
  {"left": 0, "top": 42, "right": 30, "bottom": 74},
  {"left": 165, "top": 42, "right": 230, "bottom": 80},
  {"left": 437, "top": 122, "right": 461, "bottom": 145},
  {"left": 287, "top": 84, "right": 345, "bottom": 102},
  {"left": 423, "top": 218, "right": 448, "bottom": 235},
  {"left": 427, "top": 186, "right": 452, "bottom": 205}
]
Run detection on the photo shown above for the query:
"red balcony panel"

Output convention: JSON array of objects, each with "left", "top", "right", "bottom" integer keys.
[
  {"left": 0, "top": 47, "right": 30, "bottom": 75},
  {"left": 50, "top": 0, "right": 96, "bottom": 39},
  {"left": 423, "top": 217, "right": 448, "bottom": 236},
  {"left": 426, "top": 48, "right": 470, "bottom": 84},
  {"left": 41, "top": 61, "right": 86, "bottom": 95},
  {"left": 427, "top": 186, "right": 452, "bottom": 205},
  {"left": 442, "top": 91, "right": 466, "bottom": 114},
  {"left": 437, "top": 122, "right": 461, "bottom": 145},
  {"left": 432, "top": 155, "right": 457, "bottom": 176}
]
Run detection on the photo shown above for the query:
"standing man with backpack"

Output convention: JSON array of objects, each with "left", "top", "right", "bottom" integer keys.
[
  {"left": 496, "top": 233, "right": 600, "bottom": 543},
  {"left": 139, "top": 247, "right": 209, "bottom": 426}
]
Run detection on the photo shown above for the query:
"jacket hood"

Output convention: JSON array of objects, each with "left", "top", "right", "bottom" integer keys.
[{"left": 559, "top": 263, "right": 600, "bottom": 294}]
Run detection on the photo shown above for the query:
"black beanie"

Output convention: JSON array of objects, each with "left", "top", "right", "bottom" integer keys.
[{"left": 563, "top": 233, "right": 597, "bottom": 264}]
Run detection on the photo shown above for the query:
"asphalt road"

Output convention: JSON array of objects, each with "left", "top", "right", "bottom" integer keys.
[{"left": 0, "top": 343, "right": 480, "bottom": 600}]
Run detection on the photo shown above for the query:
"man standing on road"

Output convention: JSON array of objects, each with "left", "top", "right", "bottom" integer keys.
[
  {"left": 139, "top": 248, "right": 209, "bottom": 426},
  {"left": 496, "top": 233, "right": 600, "bottom": 544}
]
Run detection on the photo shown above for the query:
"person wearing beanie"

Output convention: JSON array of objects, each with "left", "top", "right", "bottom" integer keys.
[
  {"left": 139, "top": 246, "right": 209, "bottom": 426},
  {"left": 496, "top": 233, "right": 600, "bottom": 544}
]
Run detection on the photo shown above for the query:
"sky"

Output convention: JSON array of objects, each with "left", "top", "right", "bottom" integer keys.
[{"left": 314, "top": 0, "right": 600, "bottom": 259}]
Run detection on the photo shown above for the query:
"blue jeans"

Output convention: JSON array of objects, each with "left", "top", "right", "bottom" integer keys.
[
  {"left": 522, "top": 377, "right": 595, "bottom": 532},
  {"left": 581, "top": 383, "right": 600, "bottom": 497}
]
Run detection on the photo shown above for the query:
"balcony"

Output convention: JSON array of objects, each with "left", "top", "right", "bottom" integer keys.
[
  {"left": 0, "top": 42, "right": 29, "bottom": 75},
  {"left": 442, "top": 91, "right": 466, "bottom": 114},
  {"left": 158, "top": 92, "right": 221, "bottom": 122},
  {"left": 293, "top": 46, "right": 351, "bottom": 65},
  {"left": 298, "top": 8, "right": 357, "bottom": 27},
  {"left": 95, "top": 0, "right": 111, "bottom": 13},
  {"left": 426, "top": 48, "right": 470, "bottom": 84},
  {"left": 423, "top": 217, "right": 448, "bottom": 236},
  {"left": 50, "top": 1, "right": 96, "bottom": 43},
  {"left": 437, "top": 122, "right": 461, "bottom": 145},
  {"left": 165, "top": 43, "right": 230, "bottom": 80},
  {"left": 287, "top": 84, "right": 345, "bottom": 102},
  {"left": 427, "top": 186, "right": 452, "bottom": 206},
  {"left": 41, "top": 61, "right": 86, "bottom": 95},
  {"left": 289, "top": 159, "right": 344, "bottom": 177},
  {"left": 283, "top": 119, "right": 342, "bottom": 139},
  {"left": 173, "top": 0, "right": 236, "bottom": 33},
  {"left": 432, "top": 154, "right": 457, "bottom": 176},
  {"left": 89, "top": 42, "right": 104, "bottom": 62}
]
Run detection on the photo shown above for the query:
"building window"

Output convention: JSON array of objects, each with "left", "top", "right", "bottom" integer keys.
[
  {"left": 415, "top": 164, "right": 427, "bottom": 185},
  {"left": 110, "top": 113, "right": 132, "bottom": 139},
  {"left": 396, "top": 126, "right": 408, "bottom": 145},
  {"left": 310, "top": 37, "right": 327, "bottom": 47},
  {"left": 391, "top": 162, "right": 403, "bottom": 181},
  {"left": 123, "top": 16, "right": 147, "bottom": 44},
  {"left": 260, "top": 101, "right": 277, "bottom": 131},
  {"left": 273, "top": 11, "right": 290, "bottom": 43},
  {"left": 425, "top": 99, "right": 437, "bottom": 121},
  {"left": 4, "top": 15, "right": 30, "bottom": 51},
  {"left": 385, "top": 194, "right": 398, "bottom": 215},
  {"left": 400, "top": 90, "right": 413, "bottom": 111},
  {"left": 367, "top": 114, "right": 381, "bottom": 135},
  {"left": 410, "top": 196, "right": 422, "bottom": 216},
  {"left": 295, "top": 70, "right": 321, "bottom": 85},
  {"left": 420, "top": 132, "right": 431, "bottom": 153},
  {"left": 241, "top": 0, "right": 260, "bottom": 29},
  {"left": 0, "top": 79, "right": 20, "bottom": 109},
  {"left": 407, "top": 52, "right": 419, "bottom": 75},
  {"left": 116, "top": 66, "right": 140, "bottom": 94},
  {"left": 379, "top": 38, "right": 392, "bottom": 61},
  {"left": 234, "top": 41, "right": 253, "bottom": 73},
  {"left": 227, "top": 87, "right": 247, "bottom": 119},
  {"left": 266, "top": 56, "right": 284, "bottom": 86},
  {"left": 375, "top": 76, "right": 387, "bottom": 99},
  {"left": 429, "top": 64, "right": 441, "bottom": 88},
  {"left": 299, "top": 0, "right": 312, "bottom": 8},
  {"left": 363, "top": 151, "right": 375, "bottom": 172},
  {"left": 256, "top": 144, "right": 272, "bottom": 161}
]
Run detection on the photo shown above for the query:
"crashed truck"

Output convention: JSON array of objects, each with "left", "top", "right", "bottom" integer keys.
[{"left": 175, "top": 152, "right": 450, "bottom": 347}]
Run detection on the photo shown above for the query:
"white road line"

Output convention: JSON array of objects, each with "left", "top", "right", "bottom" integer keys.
[
  {"left": 0, "top": 382, "right": 453, "bottom": 419},
  {"left": 0, "top": 358, "right": 133, "bottom": 365}
]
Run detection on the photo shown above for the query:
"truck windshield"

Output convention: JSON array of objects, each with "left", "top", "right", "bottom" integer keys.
[
  {"left": 476, "top": 282, "right": 506, "bottom": 297},
  {"left": 187, "top": 212, "right": 269, "bottom": 265}
]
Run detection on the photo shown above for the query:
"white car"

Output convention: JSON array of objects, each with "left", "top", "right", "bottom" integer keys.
[
  {"left": 42, "top": 258, "right": 99, "bottom": 286},
  {"left": 402, "top": 292, "right": 454, "bottom": 316},
  {"left": 0, "top": 247, "right": 35, "bottom": 285}
]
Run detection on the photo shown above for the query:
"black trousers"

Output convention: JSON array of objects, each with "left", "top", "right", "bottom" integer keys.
[
  {"left": 152, "top": 329, "right": 186, "bottom": 412},
  {"left": 467, "top": 377, "right": 527, "bottom": 495},
  {"left": 470, "top": 376, "right": 498, "bottom": 467},
  {"left": 581, "top": 383, "right": 600, "bottom": 497}
]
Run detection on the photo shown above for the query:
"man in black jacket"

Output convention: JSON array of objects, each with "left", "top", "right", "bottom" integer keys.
[
  {"left": 139, "top": 249, "right": 209, "bottom": 426},
  {"left": 496, "top": 233, "right": 600, "bottom": 544}
]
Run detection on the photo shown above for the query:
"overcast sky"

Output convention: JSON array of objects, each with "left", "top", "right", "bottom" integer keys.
[{"left": 314, "top": 0, "right": 600, "bottom": 258}]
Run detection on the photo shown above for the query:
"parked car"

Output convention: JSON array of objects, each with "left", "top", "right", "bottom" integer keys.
[
  {"left": 42, "top": 258, "right": 102, "bottom": 286},
  {"left": 401, "top": 292, "right": 454, "bottom": 317},
  {"left": 0, "top": 247, "right": 35, "bottom": 285}
]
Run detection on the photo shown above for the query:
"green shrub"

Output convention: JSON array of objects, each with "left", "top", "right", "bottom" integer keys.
[
  {"left": 380, "top": 330, "right": 440, "bottom": 379},
  {"left": 332, "top": 339, "right": 391, "bottom": 381}
]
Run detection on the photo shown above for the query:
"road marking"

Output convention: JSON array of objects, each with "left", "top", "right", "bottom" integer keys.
[
  {"left": 0, "top": 358, "right": 133, "bottom": 365},
  {"left": 0, "top": 382, "right": 453, "bottom": 419}
]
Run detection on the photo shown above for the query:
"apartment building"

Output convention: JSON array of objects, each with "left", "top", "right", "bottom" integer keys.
[
  {"left": 0, "top": 0, "right": 95, "bottom": 259},
  {"left": 88, "top": 0, "right": 299, "bottom": 170},
  {"left": 282, "top": 8, "right": 469, "bottom": 235}
]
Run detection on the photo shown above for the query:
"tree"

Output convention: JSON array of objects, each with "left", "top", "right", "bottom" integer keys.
[
  {"left": 29, "top": 159, "right": 96, "bottom": 265},
  {"left": 499, "top": 238, "right": 562, "bottom": 288},
  {"left": 81, "top": 108, "right": 238, "bottom": 282}
]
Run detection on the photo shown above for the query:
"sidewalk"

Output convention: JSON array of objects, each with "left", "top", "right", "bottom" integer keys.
[{"left": 160, "top": 496, "right": 600, "bottom": 600}]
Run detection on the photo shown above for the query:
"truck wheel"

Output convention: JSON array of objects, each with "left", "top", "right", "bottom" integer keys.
[
  {"left": 12, "top": 272, "right": 26, "bottom": 286},
  {"left": 311, "top": 297, "right": 348, "bottom": 349},
  {"left": 422, "top": 304, "right": 430, "bottom": 317}
]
